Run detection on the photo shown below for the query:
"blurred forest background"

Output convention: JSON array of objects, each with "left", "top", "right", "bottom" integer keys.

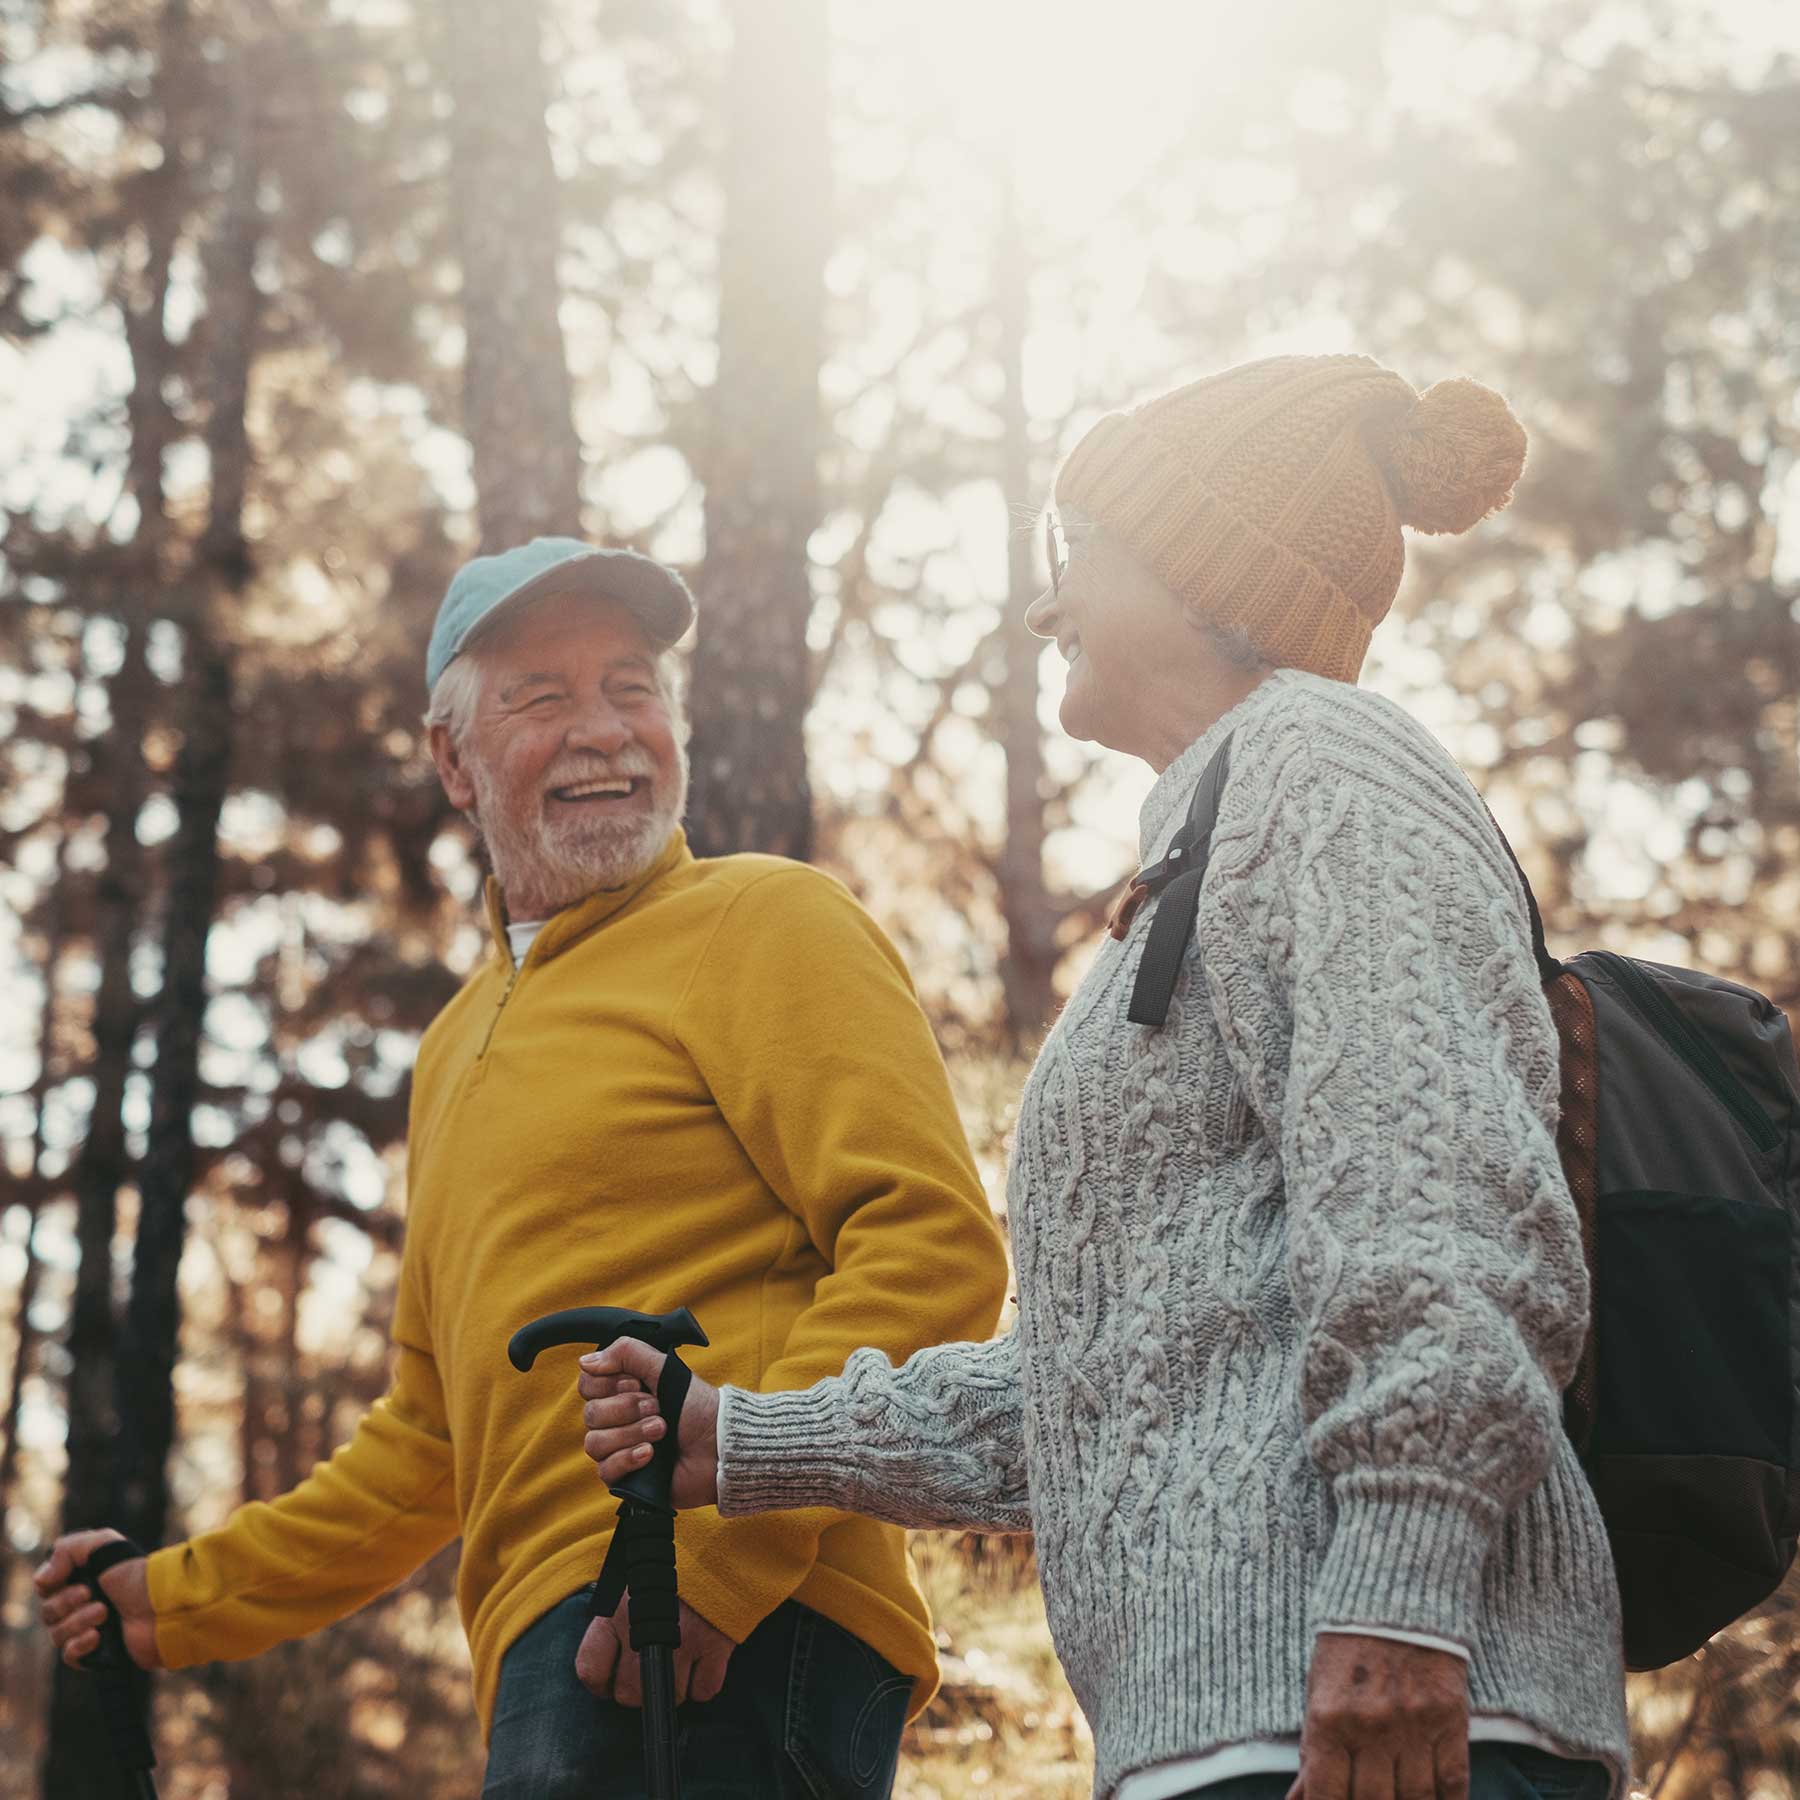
[{"left": 2, "top": 0, "right": 1799, "bottom": 1793}]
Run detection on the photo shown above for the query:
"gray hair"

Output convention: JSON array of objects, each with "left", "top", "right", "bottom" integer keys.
[
  {"left": 423, "top": 645, "right": 690, "bottom": 751},
  {"left": 1197, "top": 620, "right": 1274, "bottom": 675},
  {"left": 423, "top": 652, "right": 485, "bottom": 749}
]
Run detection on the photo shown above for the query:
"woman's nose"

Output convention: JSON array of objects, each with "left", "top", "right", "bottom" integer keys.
[{"left": 1024, "top": 586, "right": 1059, "bottom": 639}]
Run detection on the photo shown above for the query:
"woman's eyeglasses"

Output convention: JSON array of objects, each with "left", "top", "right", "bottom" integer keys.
[{"left": 1044, "top": 510, "right": 1069, "bottom": 597}]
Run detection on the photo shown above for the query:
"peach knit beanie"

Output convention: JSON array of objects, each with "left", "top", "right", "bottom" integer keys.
[{"left": 1053, "top": 353, "right": 1528, "bottom": 682}]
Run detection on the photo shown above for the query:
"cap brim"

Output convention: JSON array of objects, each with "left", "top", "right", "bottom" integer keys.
[{"left": 464, "top": 550, "right": 696, "bottom": 656}]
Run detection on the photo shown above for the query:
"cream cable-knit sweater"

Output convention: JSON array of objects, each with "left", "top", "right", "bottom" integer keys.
[{"left": 717, "top": 670, "right": 1629, "bottom": 1799}]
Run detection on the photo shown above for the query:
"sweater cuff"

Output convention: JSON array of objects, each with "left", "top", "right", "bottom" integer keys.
[
  {"left": 715, "top": 1380, "right": 864, "bottom": 1517},
  {"left": 1310, "top": 1473, "right": 1502, "bottom": 1653},
  {"left": 1318, "top": 1624, "right": 1471, "bottom": 1663}
]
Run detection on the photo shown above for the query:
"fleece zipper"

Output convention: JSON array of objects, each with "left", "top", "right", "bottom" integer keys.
[{"left": 477, "top": 963, "right": 521, "bottom": 1061}]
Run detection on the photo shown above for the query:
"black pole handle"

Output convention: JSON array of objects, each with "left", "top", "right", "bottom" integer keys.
[
  {"left": 77, "top": 1536, "right": 159, "bottom": 1796},
  {"left": 507, "top": 1304, "right": 708, "bottom": 1373},
  {"left": 507, "top": 1305, "right": 707, "bottom": 1512}
]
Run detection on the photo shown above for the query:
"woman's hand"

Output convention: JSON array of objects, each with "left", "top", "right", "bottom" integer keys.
[
  {"left": 1290, "top": 1633, "right": 1470, "bottom": 1800},
  {"left": 577, "top": 1339, "right": 722, "bottom": 1509}
]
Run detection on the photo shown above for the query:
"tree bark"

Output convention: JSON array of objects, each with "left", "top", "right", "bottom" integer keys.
[
  {"left": 51, "top": 69, "right": 182, "bottom": 1537},
  {"left": 111, "top": 102, "right": 253, "bottom": 1548},
  {"left": 0, "top": 1211, "right": 46, "bottom": 1511},
  {"left": 113, "top": 59, "right": 254, "bottom": 1549},
  {"left": 684, "top": 0, "right": 830, "bottom": 860},
  {"left": 113, "top": 634, "right": 233, "bottom": 1551},
  {"left": 43, "top": 4, "right": 187, "bottom": 1790},
  {"left": 993, "top": 162, "right": 1058, "bottom": 1041},
  {"left": 56, "top": 622, "right": 150, "bottom": 1535},
  {"left": 439, "top": 0, "right": 584, "bottom": 547},
  {"left": 0, "top": 843, "right": 69, "bottom": 1524}
]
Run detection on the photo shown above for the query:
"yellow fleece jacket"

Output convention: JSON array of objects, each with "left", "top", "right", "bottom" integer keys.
[{"left": 147, "top": 830, "right": 1008, "bottom": 1736}]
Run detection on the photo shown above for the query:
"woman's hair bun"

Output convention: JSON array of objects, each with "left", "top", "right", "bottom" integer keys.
[{"left": 1373, "top": 377, "right": 1527, "bottom": 535}]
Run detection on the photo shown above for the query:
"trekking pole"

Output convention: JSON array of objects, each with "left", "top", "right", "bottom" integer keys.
[
  {"left": 508, "top": 1304, "right": 709, "bottom": 1800},
  {"left": 76, "top": 1536, "right": 160, "bottom": 1800}
]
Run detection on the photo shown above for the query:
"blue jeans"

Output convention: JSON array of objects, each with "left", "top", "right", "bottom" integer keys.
[
  {"left": 1182, "top": 1743, "right": 1612, "bottom": 1800},
  {"left": 481, "top": 1590, "right": 913, "bottom": 1798}
]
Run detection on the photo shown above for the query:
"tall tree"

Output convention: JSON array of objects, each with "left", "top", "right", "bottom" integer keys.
[
  {"left": 113, "top": 45, "right": 257, "bottom": 1557},
  {"left": 439, "top": 0, "right": 585, "bottom": 545},
  {"left": 0, "top": 842, "right": 70, "bottom": 1515},
  {"left": 41, "top": 3, "right": 193, "bottom": 1791},
  {"left": 684, "top": 0, "right": 830, "bottom": 859},
  {"left": 52, "top": 188, "right": 180, "bottom": 1551}
]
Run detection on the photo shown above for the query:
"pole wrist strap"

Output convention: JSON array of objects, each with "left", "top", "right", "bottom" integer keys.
[{"left": 79, "top": 1536, "right": 158, "bottom": 1777}]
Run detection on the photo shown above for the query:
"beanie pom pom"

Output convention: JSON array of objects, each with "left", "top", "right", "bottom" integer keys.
[{"left": 1374, "top": 377, "right": 1527, "bottom": 535}]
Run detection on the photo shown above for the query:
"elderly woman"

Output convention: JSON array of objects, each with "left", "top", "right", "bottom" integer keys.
[{"left": 578, "top": 355, "right": 1629, "bottom": 1800}]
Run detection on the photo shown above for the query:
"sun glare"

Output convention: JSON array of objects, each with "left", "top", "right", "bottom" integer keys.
[
  {"left": 898, "top": 0, "right": 1299, "bottom": 216},
  {"left": 873, "top": 0, "right": 1799, "bottom": 221}
]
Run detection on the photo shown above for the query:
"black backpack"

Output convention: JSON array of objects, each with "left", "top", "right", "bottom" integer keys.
[{"left": 1123, "top": 736, "right": 1800, "bottom": 1670}]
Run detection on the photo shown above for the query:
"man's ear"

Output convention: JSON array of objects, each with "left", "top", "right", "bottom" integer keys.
[{"left": 429, "top": 722, "right": 478, "bottom": 813}]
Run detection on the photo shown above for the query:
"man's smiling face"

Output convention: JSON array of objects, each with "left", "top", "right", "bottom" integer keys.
[{"left": 430, "top": 590, "right": 688, "bottom": 920}]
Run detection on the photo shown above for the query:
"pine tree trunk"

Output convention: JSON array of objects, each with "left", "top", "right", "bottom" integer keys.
[
  {"left": 994, "top": 164, "right": 1058, "bottom": 1040},
  {"left": 684, "top": 0, "right": 830, "bottom": 860},
  {"left": 112, "top": 62, "right": 254, "bottom": 1555},
  {"left": 439, "top": 0, "right": 584, "bottom": 547},
  {"left": 57, "top": 617, "right": 150, "bottom": 1539},
  {"left": 114, "top": 632, "right": 233, "bottom": 1551},
  {"left": 0, "top": 1210, "right": 46, "bottom": 1511},
  {"left": 0, "top": 843, "right": 68, "bottom": 1527},
  {"left": 43, "top": 10, "right": 186, "bottom": 1788},
  {"left": 274, "top": 1203, "right": 311, "bottom": 1493}
]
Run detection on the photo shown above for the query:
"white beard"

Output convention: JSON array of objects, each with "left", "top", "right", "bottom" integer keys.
[{"left": 470, "top": 742, "right": 690, "bottom": 919}]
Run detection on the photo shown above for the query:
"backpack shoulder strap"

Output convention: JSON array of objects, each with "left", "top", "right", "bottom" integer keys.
[
  {"left": 1121, "top": 752, "right": 1558, "bottom": 1028},
  {"left": 1125, "top": 737, "right": 1232, "bottom": 1028}
]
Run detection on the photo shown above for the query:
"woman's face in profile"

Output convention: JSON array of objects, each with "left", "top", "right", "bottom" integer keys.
[{"left": 1025, "top": 514, "right": 1192, "bottom": 757}]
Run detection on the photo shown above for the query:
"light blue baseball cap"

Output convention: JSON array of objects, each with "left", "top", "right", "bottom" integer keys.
[{"left": 425, "top": 536, "right": 696, "bottom": 691}]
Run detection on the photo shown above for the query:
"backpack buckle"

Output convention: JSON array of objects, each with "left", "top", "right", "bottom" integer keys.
[
  {"left": 1109, "top": 837, "right": 1203, "bottom": 939},
  {"left": 1107, "top": 876, "right": 1151, "bottom": 940}
]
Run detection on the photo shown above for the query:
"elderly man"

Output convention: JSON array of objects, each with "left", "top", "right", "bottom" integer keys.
[{"left": 35, "top": 537, "right": 1010, "bottom": 1797}]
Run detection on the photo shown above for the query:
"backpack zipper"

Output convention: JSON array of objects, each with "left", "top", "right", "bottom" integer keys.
[{"left": 1587, "top": 951, "right": 1781, "bottom": 1152}]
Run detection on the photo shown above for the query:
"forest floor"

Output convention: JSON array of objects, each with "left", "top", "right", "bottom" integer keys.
[{"left": 900, "top": 1531, "right": 1092, "bottom": 1798}]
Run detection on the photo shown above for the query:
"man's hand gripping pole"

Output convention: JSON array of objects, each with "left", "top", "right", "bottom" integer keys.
[{"left": 507, "top": 1304, "right": 708, "bottom": 1800}]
